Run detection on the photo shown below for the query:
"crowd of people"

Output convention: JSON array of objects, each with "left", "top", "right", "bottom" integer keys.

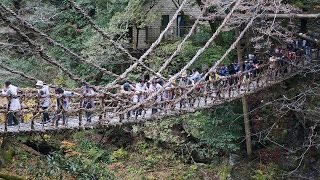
[
  {"left": 1, "top": 80, "right": 96, "bottom": 127},
  {"left": 0, "top": 36, "right": 315, "bottom": 126}
]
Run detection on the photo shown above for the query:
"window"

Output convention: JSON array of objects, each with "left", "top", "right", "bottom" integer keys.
[
  {"left": 177, "top": 15, "right": 189, "bottom": 37},
  {"left": 161, "top": 15, "right": 170, "bottom": 30}
]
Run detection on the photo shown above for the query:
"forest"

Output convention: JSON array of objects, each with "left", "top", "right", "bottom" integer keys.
[{"left": 0, "top": 0, "right": 320, "bottom": 179}]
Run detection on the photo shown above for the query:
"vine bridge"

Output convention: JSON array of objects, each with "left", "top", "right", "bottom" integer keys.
[
  {"left": 0, "top": 0, "right": 319, "bottom": 135},
  {"left": 0, "top": 59, "right": 313, "bottom": 135}
]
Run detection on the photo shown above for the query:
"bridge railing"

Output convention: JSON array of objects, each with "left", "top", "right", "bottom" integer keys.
[{"left": 0, "top": 55, "right": 309, "bottom": 132}]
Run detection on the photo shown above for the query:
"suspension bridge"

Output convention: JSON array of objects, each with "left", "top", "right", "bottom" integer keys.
[
  {"left": 0, "top": 58, "right": 312, "bottom": 135},
  {"left": 0, "top": 0, "right": 319, "bottom": 135}
]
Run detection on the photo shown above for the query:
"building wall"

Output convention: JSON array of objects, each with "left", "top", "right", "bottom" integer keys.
[{"left": 132, "top": 0, "right": 203, "bottom": 49}]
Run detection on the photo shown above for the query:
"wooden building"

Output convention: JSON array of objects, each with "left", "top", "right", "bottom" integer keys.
[{"left": 131, "top": 0, "right": 203, "bottom": 49}]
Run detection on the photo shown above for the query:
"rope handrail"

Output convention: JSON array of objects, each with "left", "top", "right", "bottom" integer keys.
[
  {"left": 0, "top": 58, "right": 308, "bottom": 112},
  {"left": 0, "top": 61, "right": 272, "bottom": 98},
  {"left": 0, "top": 59, "right": 311, "bottom": 134},
  {"left": 0, "top": 0, "right": 317, "bottom": 135},
  {"left": 119, "top": 0, "right": 244, "bottom": 115}
]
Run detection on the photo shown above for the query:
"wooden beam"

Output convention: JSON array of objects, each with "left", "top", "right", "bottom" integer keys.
[{"left": 199, "top": 13, "right": 320, "bottom": 21}]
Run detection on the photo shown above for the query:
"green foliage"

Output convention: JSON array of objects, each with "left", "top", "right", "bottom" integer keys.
[
  {"left": 251, "top": 164, "right": 278, "bottom": 180},
  {"left": 181, "top": 165, "right": 199, "bottom": 179},
  {"left": 0, "top": 148, "right": 14, "bottom": 167},
  {"left": 143, "top": 154, "right": 162, "bottom": 169},
  {"left": 110, "top": 148, "right": 128, "bottom": 162},
  {"left": 108, "top": 0, "right": 159, "bottom": 34},
  {"left": 47, "top": 152, "right": 114, "bottom": 179},
  {"left": 218, "top": 164, "right": 232, "bottom": 180},
  {"left": 200, "top": 106, "right": 242, "bottom": 154},
  {"left": 148, "top": 25, "right": 234, "bottom": 75},
  {"left": 289, "top": 0, "right": 320, "bottom": 10},
  {"left": 136, "top": 142, "right": 149, "bottom": 150},
  {"left": 182, "top": 105, "right": 242, "bottom": 158},
  {"left": 1, "top": 0, "right": 237, "bottom": 86},
  {"left": 141, "top": 118, "right": 186, "bottom": 146},
  {"left": 16, "top": 136, "right": 30, "bottom": 144},
  {"left": 45, "top": 131, "right": 114, "bottom": 179},
  {"left": 81, "top": 33, "right": 127, "bottom": 77}
]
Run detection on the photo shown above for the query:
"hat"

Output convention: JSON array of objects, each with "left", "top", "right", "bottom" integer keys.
[
  {"left": 181, "top": 70, "right": 188, "bottom": 78},
  {"left": 123, "top": 82, "right": 130, "bottom": 88},
  {"left": 269, "top": 56, "right": 276, "bottom": 61},
  {"left": 123, "top": 82, "right": 131, "bottom": 91},
  {"left": 36, "top": 80, "right": 44, "bottom": 86},
  {"left": 248, "top": 54, "right": 254, "bottom": 60}
]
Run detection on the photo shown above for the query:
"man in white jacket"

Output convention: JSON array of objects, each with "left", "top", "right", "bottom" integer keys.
[
  {"left": 36, "top": 80, "right": 50, "bottom": 124},
  {"left": 2, "top": 81, "right": 21, "bottom": 126}
]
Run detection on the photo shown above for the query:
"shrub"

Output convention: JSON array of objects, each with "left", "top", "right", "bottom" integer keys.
[{"left": 110, "top": 148, "right": 128, "bottom": 162}]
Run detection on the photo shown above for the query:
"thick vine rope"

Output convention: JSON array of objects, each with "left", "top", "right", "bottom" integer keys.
[
  {"left": 129, "top": 1, "right": 263, "bottom": 110},
  {"left": 68, "top": 0, "right": 165, "bottom": 81},
  {"left": 107, "top": 0, "right": 188, "bottom": 86},
  {"left": 0, "top": 61, "right": 38, "bottom": 82},
  {"left": 0, "top": 3, "right": 119, "bottom": 78},
  {"left": 119, "top": 0, "right": 242, "bottom": 114},
  {"left": 0, "top": 12, "right": 89, "bottom": 85},
  {"left": 68, "top": 0, "right": 187, "bottom": 87},
  {"left": 156, "top": 2, "right": 233, "bottom": 74},
  {"left": 174, "top": 13, "right": 259, "bottom": 104},
  {"left": 0, "top": 14, "right": 127, "bottom": 100},
  {"left": 156, "top": 17, "right": 201, "bottom": 75}
]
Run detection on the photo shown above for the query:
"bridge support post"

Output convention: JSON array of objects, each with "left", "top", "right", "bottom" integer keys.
[
  {"left": 236, "top": 28, "right": 252, "bottom": 156},
  {"left": 4, "top": 112, "right": 8, "bottom": 133},
  {"left": 241, "top": 95, "right": 252, "bottom": 156},
  {"left": 79, "top": 99, "right": 83, "bottom": 128}
]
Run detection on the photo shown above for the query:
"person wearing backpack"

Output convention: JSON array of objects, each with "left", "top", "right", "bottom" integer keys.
[
  {"left": 53, "top": 87, "right": 77, "bottom": 127},
  {"left": 82, "top": 84, "right": 96, "bottom": 123}
]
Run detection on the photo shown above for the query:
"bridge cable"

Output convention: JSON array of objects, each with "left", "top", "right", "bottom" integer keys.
[
  {"left": 68, "top": 0, "right": 187, "bottom": 87},
  {"left": 0, "top": 11, "right": 90, "bottom": 86},
  {"left": 173, "top": 11, "right": 260, "bottom": 105},
  {"left": 132, "top": 1, "right": 264, "bottom": 111},
  {"left": 156, "top": 2, "right": 234, "bottom": 75},
  {"left": 118, "top": 0, "right": 243, "bottom": 115},
  {"left": 0, "top": 60, "right": 38, "bottom": 83},
  {"left": 0, "top": 14, "right": 128, "bottom": 101},
  {"left": 0, "top": 3, "right": 119, "bottom": 79}
]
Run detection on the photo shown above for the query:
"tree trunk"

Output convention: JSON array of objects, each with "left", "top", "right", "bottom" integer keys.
[
  {"left": 195, "top": 0, "right": 218, "bottom": 33},
  {"left": 136, "top": 26, "right": 140, "bottom": 49},
  {"left": 241, "top": 95, "right": 252, "bottom": 156},
  {"left": 236, "top": 28, "right": 252, "bottom": 157}
]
